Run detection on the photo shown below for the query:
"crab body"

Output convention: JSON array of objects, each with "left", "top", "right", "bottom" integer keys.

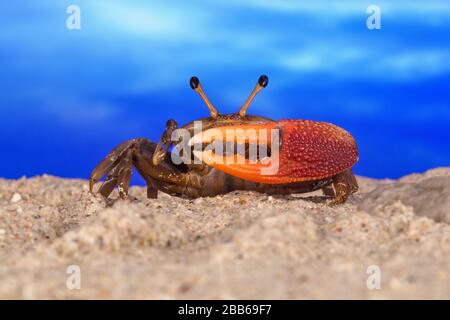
[{"left": 90, "top": 75, "right": 359, "bottom": 204}]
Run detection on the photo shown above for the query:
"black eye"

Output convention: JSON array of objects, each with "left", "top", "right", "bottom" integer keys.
[
  {"left": 258, "top": 75, "right": 268, "bottom": 88},
  {"left": 190, "top": 76, "right": 200, "bottom": 89},
  {"left": 166, "top": 119, "right": 177, "bottom": 128}
]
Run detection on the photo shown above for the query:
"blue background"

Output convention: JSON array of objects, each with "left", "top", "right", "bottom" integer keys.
[{"left": 1, "top": 0, "right": 449, "bottom": 183}]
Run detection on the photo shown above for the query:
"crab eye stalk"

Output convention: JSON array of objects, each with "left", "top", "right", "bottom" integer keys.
[
  {"left": 189, "top": 76, "right": 219, "bottom": 119},
  {"left": 238, "top": 74, "right": 269, "bottom": 117}
]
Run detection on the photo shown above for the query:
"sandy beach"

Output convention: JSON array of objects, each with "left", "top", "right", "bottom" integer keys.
[{"left": 0, "top": 168, "right": 449, "bottom": 299}]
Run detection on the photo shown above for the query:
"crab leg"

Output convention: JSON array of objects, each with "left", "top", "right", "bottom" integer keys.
[
  {"left": 89, "top": 139, "right": 136, "bottom": 192},
  {"left": 116, "top": 149, "right": 133, "bottom": 199},
  {"left": 322, "top": 184, "right": 336, "bottom": 197},
  {"left": 98, "top": 170, "right": 119, "bottom": 198},
  {"left": 329, "top": 169, "right": 359, "bottom": 205},
  {"left": 96, "top": 149, "right": 133, "bottom": 199},
  {"left": 90, "top": 138, "right": 198, "bottom": 199}
]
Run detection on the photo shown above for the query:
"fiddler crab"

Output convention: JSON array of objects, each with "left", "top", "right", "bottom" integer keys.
[{"left": 90, "top": 75, "right": 359, "bottom": 205}]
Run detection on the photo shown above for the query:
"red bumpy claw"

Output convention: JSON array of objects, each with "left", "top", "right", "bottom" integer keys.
[{"left": 193, "top": 120, "right": 359, "bottom": 184}]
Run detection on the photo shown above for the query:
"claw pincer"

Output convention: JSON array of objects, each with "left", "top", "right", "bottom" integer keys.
[{"left": 192, "top": 120, "right": 358, "bottom": 184}]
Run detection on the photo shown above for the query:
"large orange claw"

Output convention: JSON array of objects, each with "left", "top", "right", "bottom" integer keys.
[{"left": 191, "top": 120, "right": 359, "bottom": 184}]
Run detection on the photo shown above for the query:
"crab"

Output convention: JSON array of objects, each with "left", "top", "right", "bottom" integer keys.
[{"left": 89, "top": 75, "right": 359, "bottom": 204}]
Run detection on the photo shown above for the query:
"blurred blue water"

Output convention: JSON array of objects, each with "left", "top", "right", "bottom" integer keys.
[{"left": 0, "top": 0, "right": 449, "bottom": 184}]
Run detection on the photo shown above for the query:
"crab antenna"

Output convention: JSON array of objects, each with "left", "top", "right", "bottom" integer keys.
[
  {"left": 238, "top": 75, "right": 268, "bottom": 117},
  {"left": 190, "top": 76, "right": 219, "bottom": 118}
]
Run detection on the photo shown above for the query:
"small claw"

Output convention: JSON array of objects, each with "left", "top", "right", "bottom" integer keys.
[{"left": 153, "top": 119, "right": 177, "bottom": 166}]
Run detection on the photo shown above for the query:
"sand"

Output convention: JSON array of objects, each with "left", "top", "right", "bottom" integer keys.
[{"left": 0, "top": 168, "right": 449, "bottom": 299}]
